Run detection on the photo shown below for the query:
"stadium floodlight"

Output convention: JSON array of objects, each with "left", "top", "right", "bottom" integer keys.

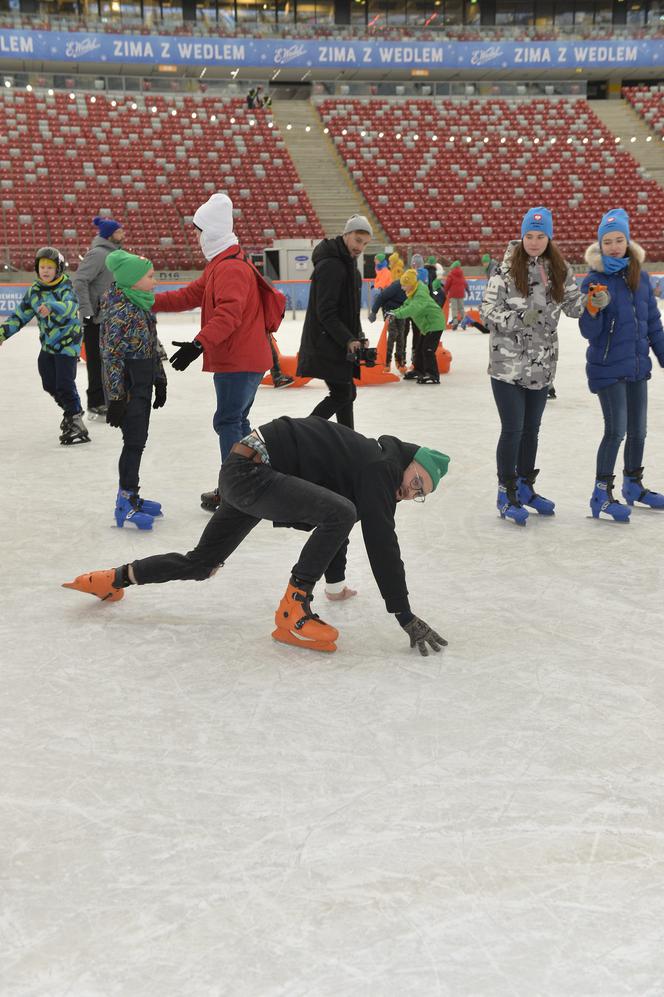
[
  {"left": 26, "top": 84, "right": 32, "bottom": 92},
  {"left": 192, "top": 112, "right": 197, "bottom": 119},
  {"left": 48, "top": 88, "right": 54, "bottom": 96},
  {"left": 431, "top": 134, "right": 437, "bottom": 141},
  {"left": 151, "top": 106, "right": 157, "bottom": 113},
  {"left": 306, "top": 125, "right": 311, "bottom": 132},
  {"left": 230, "top": 117, "right": 235, "bottom": 123},
  {"left": 131, "top": 102, "right": 138, "bottom": 109},
  {"left": 69, "top": 92, "right": 76, "bottom": 100},
  {"left": 533, "top": 137, "right": 539, "bottom": 144},
  {"left": 413, "top": 134, "right": 419, "bottom": 141},
  {"left": 324, "top": 127, "right": 329, "bottom": 134},
  {"left": 550, "top": 137, "right": 556, "bottom": 144},
  {"left": 500, "top": 137, "right": 506, "bottom": 144},
  {"left": 342, "top": 128, "right": 347, "bottom": 135},
  {"left": 517, "top": 137, "right": 523, "bottom": 145},
  {"left": 268, "top": 121, "right": 274, "bottom": 128},
  {"left": 598, "top": 137, "right": 604, "bottom": 144},
  {"left": 647, "top": 136, "right": 652, "bottom": 142},
  {"left": 90, "top": 96, "right": 96, "bottom": 103},
  {"left": 582, "top": 137, "right": 588, "bottom": 144},
  {"left": 111, "top": 99, "right": 117, "bottom": 107},
  {"left": 211, "top": 114, "right": 217, "bottom": 122},
  {"left": 286, "top": 124, "right": 292, "bottom": 130},
  {"left": 171, "top": 109, "right": 177, "bottom": 116},
  {"left": 248, "top": 118, "right": 255, "bottom": 125},
  {"left": 615, "top": 136, "right": 621, "bottom": 143},
  {"left": 630, "top": 136, "right": 636, "bottom": 142},
  {"left": 484, "top": 136, "right": 489, "bottom": 143},
  {"left": 396, "top": 132, "right": 401, "bottom": 139}
]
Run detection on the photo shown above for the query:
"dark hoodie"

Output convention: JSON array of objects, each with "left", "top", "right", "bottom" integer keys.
[
  {"left": 260, "top": 416, "right": 418, "bottom": 613},
  {"left": 297, "top": 236, "right": 363, "bottom": 382}
]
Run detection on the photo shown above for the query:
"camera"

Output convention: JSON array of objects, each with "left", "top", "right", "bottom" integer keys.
[{"left": 347, "top": 342, "right": 377, "bottom": 367}]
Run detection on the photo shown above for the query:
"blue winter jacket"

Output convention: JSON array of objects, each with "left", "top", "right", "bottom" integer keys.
[
  {"left": 580, "top": 242, "right": 664, "bottom": 394},
  {"left": 370, "top": 280, "right": 407, "bottom": 317}
]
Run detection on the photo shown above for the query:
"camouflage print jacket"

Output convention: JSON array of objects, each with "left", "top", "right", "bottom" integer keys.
[
  {"left": 481, "top": 240, "right": 586, "bottom": 389},
  {"left": 99, "top": 284, "right": 167, "bottom": 402}
]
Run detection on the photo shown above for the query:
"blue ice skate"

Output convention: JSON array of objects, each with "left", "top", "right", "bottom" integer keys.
[
  {"left": 517, "top": 469, "right": 555, "bottom": 516},
  {"left": 115, "top": 489, "right": 155, "bottom": 530},
  {"left": 622, "top": 468, "right": 664, "bottom": 509},
  {"left": 590, "top": 476, "right": 631, "bottom": 522},
  {"left": 133, "top": 494, "right": 163, "bottom": 517},
  {"left": 497, "top": 479, "right": 529, "bottom": 526}
]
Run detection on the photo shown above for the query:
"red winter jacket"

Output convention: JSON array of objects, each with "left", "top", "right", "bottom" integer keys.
[
  {"left": 153, "top": 245, "right": 272, "bottom": 374},
  {"left": 444, "top": 268, "right": 469, "bottom": 300}
]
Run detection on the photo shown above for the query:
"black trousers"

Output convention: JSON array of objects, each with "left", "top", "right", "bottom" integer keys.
[
  {"left": 83, "top": 318, "right": 105, "bottom": 409},
  {"left": 310, "top": 380, "right": 357, "bottom": 430},
  {"left": 414, "top": 330, "right": 443, "bottom": 379},
  {"left": 131, "top": 452, "right": 358, "bottom": 588},
  {"left": 118, "top": 359, "right": 154, "bottom": 493}
]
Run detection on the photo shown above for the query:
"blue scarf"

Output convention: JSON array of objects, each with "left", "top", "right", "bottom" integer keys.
[{"left": 602, "top": 255, "right": 629, "bottom": 275}]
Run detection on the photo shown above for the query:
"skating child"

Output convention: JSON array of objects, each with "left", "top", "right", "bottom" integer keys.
[
  {"left": 581, "top": 208, "right": 664, "bottom": 522},
  {"left": 481, "top": 206, "right": 591, "bottom": 525},
  {"left": 443, "top": 262, "right": 469, "bottom": 329},
  {"left": 368, "top": 277, "right": 408, "bottom": 371},
  {"left": 100, "top": 250, "right": 168, "bottom": 530},
  {"left": 373, "top": 253, "right": 392, "bottom": 291},
  {"left": 388, "top": 251, "right": 404, "bottom": 281},
  {"left": 389, "top": 269, "right": 446, "bottom": 384},
  {"left": 410, "top": 254, "right": 429, "bottom": 285},
  {"left": 0, "top": 247, "right": 89, "bottom": 445}
]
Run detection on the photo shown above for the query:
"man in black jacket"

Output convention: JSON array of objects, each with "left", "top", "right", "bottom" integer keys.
[
  {"left": 297, "top": 215, "right": 373, "bottom": 430},
  {"left": 64, "top": 416, "right": 450, "bottom": 656}
]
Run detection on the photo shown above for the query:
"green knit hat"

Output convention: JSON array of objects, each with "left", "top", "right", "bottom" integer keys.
[
  {"left": 426, "top": 255, "right": 437, "bottom": 265},
  {"left": 450, "top": 260, "right": 461, "bottom": 269},
  {"left": 106, "top": 249, "right": 153, "bottom": 288},
  {"left": 375, "top": 252, "right": 386, "bottom": 263},
  {"left": 481, "top": 254, "right": 491, "bottom": 264},
  {"left": 413, "top": 447, "right": 450, "bottom": 491}
]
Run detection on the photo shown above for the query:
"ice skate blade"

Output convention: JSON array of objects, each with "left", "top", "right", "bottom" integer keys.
[
  {"left": 498, "top": 514, "right": 528, "bottom": 526},
  {"left": 60, "top": 436, "right": 91, "bottom": 445},
  {"left": 271, "top": 628, "right": 337, "bottom": 653},
  {"left": 588, "top": 512, "right": 630, "bottom": 523}
]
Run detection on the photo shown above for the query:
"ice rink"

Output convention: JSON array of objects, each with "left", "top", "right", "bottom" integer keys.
[{"left": 3, "top": 308, "right": 664, "bottom": 996}]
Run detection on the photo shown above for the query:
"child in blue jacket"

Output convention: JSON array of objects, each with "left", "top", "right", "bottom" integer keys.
[
  {"left": 0, "top": 247, "right": 89, "bottom": 445},
  {"left": 580, "top": 209, "right": 664, "bottom": 521}
]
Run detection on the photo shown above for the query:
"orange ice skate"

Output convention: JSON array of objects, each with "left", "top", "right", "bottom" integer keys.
[
  {"left": 272, "top": 582, "right": 338, "bottom": 652},
  {"left": 62, "top": 569, "right": 124, "bottom": 602}
]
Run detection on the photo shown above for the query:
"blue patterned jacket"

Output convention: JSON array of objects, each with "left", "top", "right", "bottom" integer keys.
[
  {"left": 99, "top": 284, "right": 167, "bottom": 402},
  {"left": 0, "top": 275, "right": 82, "bottom": 356}
]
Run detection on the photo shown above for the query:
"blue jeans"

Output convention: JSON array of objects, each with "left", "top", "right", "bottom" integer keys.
[
  {"left": 37, "top": 351, "right": 82, "bottom": 416},
  {"left": 491, "top": 377, "right": 549, "bottom": 481},
  {"left": 212, "top": 371, "right": 264, "bottom": 462},
  {"left": 596, "top": 379, "right": 648, "bottom": 476}
]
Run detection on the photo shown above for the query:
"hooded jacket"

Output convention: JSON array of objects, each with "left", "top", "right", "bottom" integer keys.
[
  {"left": 392, "top": 282, "right": 446, "bottom": 335},
  {"left": 260, "top": 416, "right": 418, "bottom": 614},
  {"left": 153, "top": 194, "right": 269, "bottom": 375},
  {"left": 580, "top": 241, "right": 664, "bottom": 393},
  {"left": 443, "top": 266, "right": 469, "bottom": 300},
  {"left": 297, "top": 236, "right": 363, "bottom": 383},
  {"left": 481, "top": 240, "right": 585, "bottom": 389},
  {"left": 72, "top": 235, "right": 118, "bottom": 321},
  {"left": 371, "top": 279, "right": 407, "bottom": 318},
  {"left": 373, "top": 264, "right": 392, "bottom": 291},
  {"left": 0, "top": 275, "right": 82, "bottom": 356}
]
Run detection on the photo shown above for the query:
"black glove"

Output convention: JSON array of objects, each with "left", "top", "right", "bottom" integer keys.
[
  {"left": 401, "top": 615, "right": 448, "bottom": 656},
  {"left": 106, "top": 398, "right": 127, "bottom": 427},
  {"left": 169, "top": 339, "right": 203, "bottom": 371},
  {"left": 153, "top": 380, "right": 167, "bottom": 409}
]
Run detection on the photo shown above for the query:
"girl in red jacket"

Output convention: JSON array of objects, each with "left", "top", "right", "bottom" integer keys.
[{"left": 443, "top": 261, "right": 469, "bottom": 330}]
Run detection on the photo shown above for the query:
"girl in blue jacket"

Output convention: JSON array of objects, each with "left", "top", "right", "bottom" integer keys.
[{"left": 580, "top": 209, "right": 664, "bottom": 521}]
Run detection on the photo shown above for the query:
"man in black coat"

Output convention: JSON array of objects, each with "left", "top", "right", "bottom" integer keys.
[
  {"left": 64, "top": 416, "right": 450, "bottom": 657},
  {"left": 297, "top": 215, "right": 373, "bottom": 430}
]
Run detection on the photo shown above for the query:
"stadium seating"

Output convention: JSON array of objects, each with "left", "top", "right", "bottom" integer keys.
[
  {"left": 623, "top": 85, "right": 664, "bottom": 137},
  {"left": 318, "top": 96, "right": 664, "bottom": 263},
  {"left": 0, "top": 91, "right": 322, "bottom": 271}
]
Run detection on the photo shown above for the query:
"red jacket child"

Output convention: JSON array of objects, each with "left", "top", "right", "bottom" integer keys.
[{"left": 443, "top": 262, "right": 469, "bottom": 300}]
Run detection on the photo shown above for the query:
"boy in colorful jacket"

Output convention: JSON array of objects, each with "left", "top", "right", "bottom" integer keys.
[
  {"left": 100, "top": 250, "right": 168, "bottom": 531},
  {"left": 390, "top": 269, "right": 446, "bottom": 384},
  {"left": 0, "top": 246, "right": 89, "bottom": 445}
]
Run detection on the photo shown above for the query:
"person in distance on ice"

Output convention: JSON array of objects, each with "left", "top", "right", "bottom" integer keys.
[
  {"left": 581, "top": 208, "right": 664, "bottom": 522},
  {"left": 481, "top": 206, "right": 609, "bottom": 526},
  {"left": 63, "top": 416, "right": 450, "bottom": 657},
  {"left": 387, "top": 269, "right": 446, "bottom": 385},
  {"left": 0, "top": 247, "right": 89, "bottom": 446}
]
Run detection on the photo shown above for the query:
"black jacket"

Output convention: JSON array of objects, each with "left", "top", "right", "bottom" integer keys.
[
  {"left": 297, "top": 237, "right": 363, "bottom": 383},
  {"left": 260, "top": 417, "right": 418, "bottom": 613},
  {"left": 371, "top": 279, "right": 407, "bottom": 317}
]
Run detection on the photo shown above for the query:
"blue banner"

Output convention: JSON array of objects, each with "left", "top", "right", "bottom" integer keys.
[{"left": 0, "top": 28, "right": 661, "bottom": 70}]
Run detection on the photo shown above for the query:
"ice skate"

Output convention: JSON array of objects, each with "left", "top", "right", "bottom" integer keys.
[
  {"left": 590, "top": 475, "right": 631, "bottom": 522},
  {"left": 62, "top": 568, "right": 124, "bottom": 602},
  {"left": 87, "top": 405, "right": 108, "bottom": 420},
  {"left": 201, "top": 487, "right": 221, "bottom": 512},
  {"left": 272, "top": 581, "right": 338, "bottom": 652},
  {"left": 115, "top": 489, "right": 155, "bottom": 530},
  {"left": 416, "top": 373, "right": 440, "bottom": 385},
  {"left": 497, "top": 478, "right": 529, "bottom": 526},
  {"left": 60, "top": 413, "right": 90, "bottom": 446},
  {"left": 517, "top": 469, "right": 555, "bottom": 515},
  {"left": 402, "top": 368, "right": 419, "bottom": 381},
  {"left": 272, "top": 373, "right": 294, "bottom": 389},
  {"left": 622, "top": 468, "right": 664, "bottom": 509},
  {"left": 133, "top": 494, "right": 163, "bottom": 517}
]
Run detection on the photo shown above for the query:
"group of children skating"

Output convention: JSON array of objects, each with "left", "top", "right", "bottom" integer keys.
[
  {"left": 482, "top": 205, "right": 664, "bottom": 525},
  {"left": 1, "top": 202, "right": 663, "bottom": 530}
]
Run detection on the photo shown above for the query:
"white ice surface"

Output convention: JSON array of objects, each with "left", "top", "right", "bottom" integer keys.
[{"left": 2, "top": 310, "right": 664, "bottom": 997}]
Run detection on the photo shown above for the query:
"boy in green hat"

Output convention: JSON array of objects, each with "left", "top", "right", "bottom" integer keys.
[{"left": 100, "top": 249, "right": 168, "bottom": 530}]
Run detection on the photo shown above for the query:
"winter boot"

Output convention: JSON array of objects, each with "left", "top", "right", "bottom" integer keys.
[
  {"left": 497, "top": 477, "right": 529, "bottom": 526},
  {"left": 133, "top": 493, "right": 163, "bottom": 517},
  {"left": 516, "top": 469, "right": 555, "bottom": 515},
  {"left": 272, "top": 580, "right": 338, "bottom": 652},
  {"left": 272, "top": 373, "right": 294, "bottom": 389},
  {"left": 201, "top": 488, "right": 221, "bottom": 512},
  {"left": 590, "top": 475, "right": 631, "bottom": 522},
  {"left": 416, "top": 373, "right": 440, "bottom": 385},
  {"left": 115, "top": 489, "right": 154, "bottom": 530},
  {"left": 622, "top": 467, "right": 664, "bottom": 509},
  {"left": 60, "top": 412, "right": 90, "bottom": 446},
  {"left": 62, "top": 568, "right": 124, "bottom": 602}
]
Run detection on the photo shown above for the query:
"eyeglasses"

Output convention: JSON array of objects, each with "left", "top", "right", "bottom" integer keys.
[{"left": 409, "top": 473, "right": 426, "bottom": 503}]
